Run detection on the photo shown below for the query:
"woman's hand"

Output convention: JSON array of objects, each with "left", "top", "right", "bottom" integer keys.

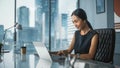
[{"left": 57, "top": 50, "right": 65, "bottom": 56}]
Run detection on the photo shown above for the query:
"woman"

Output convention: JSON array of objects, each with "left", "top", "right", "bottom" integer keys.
[{"left": 57, "top": 8, "right": 99, "bottom": 60}]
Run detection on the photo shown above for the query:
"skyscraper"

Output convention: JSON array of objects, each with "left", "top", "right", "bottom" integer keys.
[
  {"left": 35, "top": 0, "right": 44, "bottom": 42},
  {"left": 61, "top": 13, "right": 68, "bottom": 39},
  {"left": 61, "top": 13, "right": 68, "bottom": 48},
  {"left": 35, "top": 0, "right": 58, "bottom": 50},
  {"left": 18, "top": 6, "right": 29, "bottom": 27},
  {"left": 0, "top": 25, "right": 4, "bottom": 42}
]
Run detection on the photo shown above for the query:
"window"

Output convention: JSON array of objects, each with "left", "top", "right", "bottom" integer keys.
[
  {"left": 0, "top": 0, "right": 15, "bottom": 46},
  {"left": 16, "top": 0, "right": 78, "bottom": 51},
  {"left": 50, "top": 0, "right": 78, "bottom": 51}
]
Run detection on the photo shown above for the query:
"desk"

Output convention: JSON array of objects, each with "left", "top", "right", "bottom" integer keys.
[{"left": 0, "top": 46, "right": 117, "bottom": 68}]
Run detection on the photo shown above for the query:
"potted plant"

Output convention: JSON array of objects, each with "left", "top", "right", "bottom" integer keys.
[{"left": 0, "top": 42, "right": 3, "bottom": 54}]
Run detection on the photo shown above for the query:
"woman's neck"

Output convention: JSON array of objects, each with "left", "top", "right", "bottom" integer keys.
[{"left": 80, "top": 26, "right": 91, "bottom": 35}]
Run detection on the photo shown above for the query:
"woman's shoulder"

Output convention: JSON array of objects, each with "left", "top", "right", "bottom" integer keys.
[
  {"left": 90, "top": 30, "right": 98, "bottom": 35},
  {"left": 74, "top": 30, "right": 80, "bottom": 37},
  {"left": 75, "top": 30, "right": 80, "bottom": 34}
]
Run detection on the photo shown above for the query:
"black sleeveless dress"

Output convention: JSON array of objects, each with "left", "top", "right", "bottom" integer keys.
[{"left": 74, "top": 30, "right": 98, "bottom": 54}]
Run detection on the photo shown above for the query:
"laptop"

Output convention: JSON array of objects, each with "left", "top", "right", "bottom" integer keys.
[
  {"left": 33, "top": 42, "right": 52, "bottom": 68},
  {"left": 33, "top": 42, "right": 66, "bottom": 68}
]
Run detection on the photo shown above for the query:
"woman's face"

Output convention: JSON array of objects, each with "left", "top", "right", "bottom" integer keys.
[{"left": 71, "top": 15, "right": 85, "bottom": 30}]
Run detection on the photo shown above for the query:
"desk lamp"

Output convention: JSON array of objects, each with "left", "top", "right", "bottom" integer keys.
[{"left": 2, "top": 23, "right": 22, "bottom": 53}]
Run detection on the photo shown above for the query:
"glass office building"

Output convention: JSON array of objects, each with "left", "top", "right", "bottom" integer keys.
[{"left": 0, "top": 25, "right": 4, "bottom": 42}]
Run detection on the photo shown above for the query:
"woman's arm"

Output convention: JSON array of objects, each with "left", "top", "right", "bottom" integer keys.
[
  {"left": 57, "top": 34, "right": 75, "bottom": 55},
  {"left": 79, "top": 34, "right": 99, "bottom": 59}
]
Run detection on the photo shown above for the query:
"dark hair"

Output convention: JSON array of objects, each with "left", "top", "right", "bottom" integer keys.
[{"left": 71, "top": 8, "right": 93, "bottom": 30}]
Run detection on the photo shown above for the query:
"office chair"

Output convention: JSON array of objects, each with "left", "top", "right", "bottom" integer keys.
[{"left": 94, "top": 28, "right": 115, "bottom": 63}]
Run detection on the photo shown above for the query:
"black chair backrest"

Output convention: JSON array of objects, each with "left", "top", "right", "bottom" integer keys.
[{"left": 94, "top": 28, "right": 115, "bottom": 63}]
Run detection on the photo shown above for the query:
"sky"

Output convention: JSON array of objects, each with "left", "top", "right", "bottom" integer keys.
[{"left": 0, "top": 0, "right": 14, "bottom": 29}]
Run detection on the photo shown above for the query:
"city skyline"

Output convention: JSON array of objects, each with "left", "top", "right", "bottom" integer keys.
[{"left": 0, "top": 0, "right": 77, "bottom": 51}]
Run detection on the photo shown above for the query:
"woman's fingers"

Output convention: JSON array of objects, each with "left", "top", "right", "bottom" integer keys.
[{"left": 57, "top": 50, "right": 64, "bottom": 55}]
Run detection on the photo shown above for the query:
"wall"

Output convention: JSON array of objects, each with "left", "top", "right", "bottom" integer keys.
[
  {"left": 115, "top": 32, "right": 120, "bottom": 53},
  {"left": 79, "top": 0, "right": 114, "bottom": 28},
  {"left": 79, "top": 0, "right": 95, "bottom": 28},
  {"left": 79, "top": 0, "right": 108, "bottom": 29},
  {"left": 107, "top": 0, "right": 114, "bottom": 28},
  {"left": 114, "top": 0, "right": 120, "bottom": 54}
]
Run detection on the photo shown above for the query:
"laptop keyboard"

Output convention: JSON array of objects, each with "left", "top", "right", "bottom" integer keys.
[{"left": 50, "top": 54, "right": 66, "bottom": 62}]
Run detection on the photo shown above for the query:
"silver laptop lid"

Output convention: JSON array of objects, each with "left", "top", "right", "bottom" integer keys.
[{"left": 33, "top": 42, "right": 52, "bottom": 62}]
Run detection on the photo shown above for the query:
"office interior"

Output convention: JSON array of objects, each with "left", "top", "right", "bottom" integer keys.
[{"left": 0, "top": 0, "right": 120, "bottom": 67}]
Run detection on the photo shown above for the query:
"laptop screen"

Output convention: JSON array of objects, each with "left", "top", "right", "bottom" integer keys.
[{"left": 33, "top": 42, "right": 52, "bottom": 62}]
